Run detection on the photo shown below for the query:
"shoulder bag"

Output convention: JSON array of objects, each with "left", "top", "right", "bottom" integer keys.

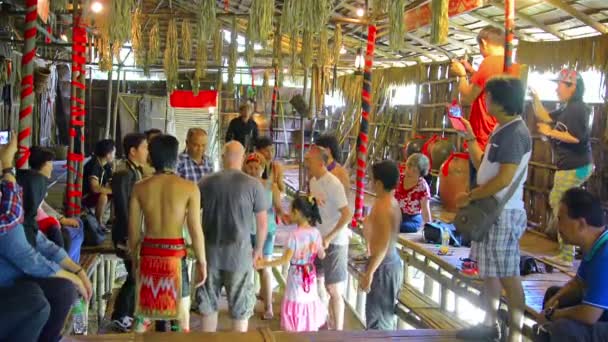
[{"left": 453, "top": 167, "right": 527, "bottom": 242}]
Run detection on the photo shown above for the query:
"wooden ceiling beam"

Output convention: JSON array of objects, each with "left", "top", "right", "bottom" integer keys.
[
  {"left": 543, "top": 0, "right": 608, "bottom": 34},
  {"left": 489, "top": 1, "right": 568, "bottom": 40},
  {"left": 467, "top": 12, "right": 538, "bottom": 41}
]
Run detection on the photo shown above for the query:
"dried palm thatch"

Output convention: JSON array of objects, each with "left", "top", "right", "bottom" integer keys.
[
  {"left": 517, "top": 34, "right": 608, "bottom": 73},
  {"left": 289, "top": 31, "right": 299, "bottom": 80},
  {"left": 332, "top": 24, "right": 343, "bottom": 65},
  {"left": 248, "top": 0, "right": 274, "bottom": 45},
  {"left": 263, "top": 70, "right": 271, "bottom": 100},
  {"left": 213, "top": 23, "right": 223, "bottom": 63},
  {"left": 131, "top": 7, "right": 145, "bottom": 67},
  {"left": 227, "top": 18, "right": 238, "bottom": 93},
  {"left": 198, "top": 0, "right": 217, "bottom": 46},
  {"left": 51, "top": 0, "right": 69, "bottom": 11},
  {"left": 181, "top": 19, "right": 192, "bottom": 62},
  {"left": 95, "top": 36, "right": 113, "bottom": 72},
  {"left": 388, "top": 0, "right": 406, "bottom": 51},
  {"left": 280, "top": 0, "right": 332, "bottom": 34},
  {"left": 245, "top": 37, "right": 255, "bottom": 67},
  {"left": 430, "top": 0, "right": 449, "bottom": 45},
  {"left": 164, "top": 19, "right": 179, "bottom": 91}
]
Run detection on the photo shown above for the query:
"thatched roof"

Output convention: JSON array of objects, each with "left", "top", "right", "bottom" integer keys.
[{"left": 1, "top": 0, "right": 607, "bottom": 73}]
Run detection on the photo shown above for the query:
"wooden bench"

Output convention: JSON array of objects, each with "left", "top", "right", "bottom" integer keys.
[
  {"left": 62, "top": 329, "right": 459, "bottom": 342},
  {"left": 396, "top": 283, "right": 468, "bottom": 330}
]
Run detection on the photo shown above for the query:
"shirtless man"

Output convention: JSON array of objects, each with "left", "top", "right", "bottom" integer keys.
[
  {"left": 360, "top": 160, "right": 404, "bottom": 330},
  {"left": 128, "top": 135, "right": 207, "bottom": 332}
]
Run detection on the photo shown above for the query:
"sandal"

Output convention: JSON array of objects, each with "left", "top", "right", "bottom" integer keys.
[{"left": 261, "top": 311, "right": 274, "bottom": 320}]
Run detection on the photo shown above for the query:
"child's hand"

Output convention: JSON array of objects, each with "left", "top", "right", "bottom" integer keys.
[{"left": 254, "top": 258, "right": 266, "bottom": 270}]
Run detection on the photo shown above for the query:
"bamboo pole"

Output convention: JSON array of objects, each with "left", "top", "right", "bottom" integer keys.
[
  {"left": 104, "top": 66, "right": 113, "bottom": 138},
  {"left": 111, "top": 66, "right": 122, "bottom": 139},
  {"left": 352, "top": 25, "right": 377, "bottom": 226},
  {"left": 16, "top": 0, "right": 37, "bottom": 169},
  {"left": 298, "top": 68, "right": 309, "bottom": 192}
]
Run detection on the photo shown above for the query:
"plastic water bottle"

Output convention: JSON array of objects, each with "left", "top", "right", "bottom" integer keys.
[
  {"left": 72, "top": 298, "right": 87, "bottom": 335},
  {"left": 441, "top": 228, "right": 450, "bottom": 249}
]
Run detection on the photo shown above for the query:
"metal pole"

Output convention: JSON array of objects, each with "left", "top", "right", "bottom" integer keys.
[{"left": 352, "top": 25, "right": 377, "bottom": 227}]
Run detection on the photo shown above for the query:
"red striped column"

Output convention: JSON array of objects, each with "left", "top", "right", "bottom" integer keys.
[
  {"left": 65, "top": 17, "right": 87, "bottom": 217},
  {"left": 352, "top": 25, "right": 377, "bottom": 227},
  {"left": 503, "top": 0, "right": 515, "bottom": 73},
  {"left": 16, "top": 0, "right": 37, "bottom": 169}
]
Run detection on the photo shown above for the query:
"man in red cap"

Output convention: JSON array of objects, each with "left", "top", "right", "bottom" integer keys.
[{"left": 530, "top": 69, "right": 594, "bottom": 267}]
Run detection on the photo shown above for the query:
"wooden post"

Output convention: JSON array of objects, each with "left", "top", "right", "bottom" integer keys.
[
  {"left": 16, "top": 0, "right": 37, "bottom": 169},
  {"left": 104, "top": 66, "right": 113, "bottom": 138},
  {"left": 111, "top": 66, "right": 122, "bottom": 139},
  {"left": 65, "top": 10, "right": 87, "bottom": 217},
  {"left": 352, "top": 25, "right": 377, "bottom": 226},
  {"left": 503, "top": 0, "right": 515, "bottom": 73}
]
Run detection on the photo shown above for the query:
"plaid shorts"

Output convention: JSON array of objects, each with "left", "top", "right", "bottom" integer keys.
[{"left": 472, "top": 209, "right": 527, "bottom": 278}]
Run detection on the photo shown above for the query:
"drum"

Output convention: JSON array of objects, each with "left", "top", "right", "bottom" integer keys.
[{"left": 439, "top": 152, "right": 471, "bottom": 212}]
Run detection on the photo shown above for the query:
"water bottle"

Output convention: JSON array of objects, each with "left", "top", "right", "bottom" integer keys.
[
  {"left": 72, "top": 297, "right": 87, "bottom": 335},
  {"left": 441, "top": 228, "right": 450, "bottom": 249}
]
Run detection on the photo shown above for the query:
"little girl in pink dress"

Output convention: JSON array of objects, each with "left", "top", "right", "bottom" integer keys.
[{"left": 256, "top": 195, "right": 327, "bottom": 332}]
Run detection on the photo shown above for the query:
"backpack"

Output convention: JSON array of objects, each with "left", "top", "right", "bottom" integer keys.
[
  {"left": 422, "top": 220, "right": 470, "bottom": 247},
  {"left": 81, "top": 211, "right": 105, "bottom": 246}
]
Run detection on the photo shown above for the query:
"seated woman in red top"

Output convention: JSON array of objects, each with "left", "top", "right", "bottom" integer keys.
[{"left": 394, "top": 153, "right": 431, "bottom": 233}]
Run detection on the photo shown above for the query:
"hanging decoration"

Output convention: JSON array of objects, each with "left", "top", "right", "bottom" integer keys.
[
  {"left": 227, "top": 18, "right": 238, "bottom": 93},
  {"left": 430, "top": 0, "right": 449, "bottom": 45},
  {"left": 163, "top": 18, "right": 179, "bottom": 91},
  {"left": 248, "top": 0, "right": 274, "bottom": 45},
  {"left": 16, "top": 0, "right": 37, "bottom": 169},
  {"left": 193, "top": 38, "right": 207, "bottom": 95},
  {"left": 181, "top": 19, "right": 192, "bottom": 62},
  {"left": 198, "top": 0, "right": 217, "bottom": 48},
  {"left": 131, "top": 7, "right": 145, "bottom": 68},
  {"left": 65, "top": 15, "right": 88, "bottom": 217},
  {"left": 332, "top": 24, "right": 342, "bottom": 65},
  {"left": 245, "top": 37, "right": 255, "bottom": 67},
  {"left": 96, "top": 0, "right": 132, "bottom": 62},
  {"left": 272, "top": 25, "right": 283, "bottom": 86},
  {"left": 51, "top": 0, "right": 69, "bottom": 11},
  {"left": 372, "top": 0, "right": 389, "bottom": 16},
  {"left": 353, "top": 25, "right": 377, "bottom": 227},
  {"left": 318, "top": 28, "right": 329, "bottom": 67},
  {"left": 301, "top": 30, "right": 312, "bottom": 70},
  {"left": 280, "top": 0, "right": 332, "bottom": 35},
  {"left": 213, "top": 23, "right": 223, "bottom": 64},
  {"left": 262, "top": 70, "right": 271, "bottom": 100},
  {"left": 388, "top": 0, "right": 405, "bottom": 51},
  {"left": 146, "top": 19, "right": 160, "bottom": 76}
]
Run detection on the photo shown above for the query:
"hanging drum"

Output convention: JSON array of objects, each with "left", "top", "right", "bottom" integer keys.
[
  {"left": 431, "top": 139, "right": 455, "bottom": 172},
  {"left": 439, "top": 152, "right": 470, "bottom": 212},
  {"left": 404, "top": 135, "right": 427, "bottom": 158}
]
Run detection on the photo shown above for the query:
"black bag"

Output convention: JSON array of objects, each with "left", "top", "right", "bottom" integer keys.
[
  {"left": 423, "top": 221, "right": 470, "bottom": 247},
  {"left": 520, "top": 256, "right": 544, "bottom": 276},
  {"left": 81, "top": 212, "right": 105, "bottom": 246}
]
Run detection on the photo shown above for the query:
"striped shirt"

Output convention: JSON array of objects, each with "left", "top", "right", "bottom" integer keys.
[{"left": 177, "top": 153, "right": 213, "bottom": 183}]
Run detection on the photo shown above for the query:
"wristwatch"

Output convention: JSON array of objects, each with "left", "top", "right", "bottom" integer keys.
[
  {"left": 544, "top": 307, "right": 555, "bottom": 321},
  {"left": 2, "top": 167, "right": 15, "bottom": 176}
]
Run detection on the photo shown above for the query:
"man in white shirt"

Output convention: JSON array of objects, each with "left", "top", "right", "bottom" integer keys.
[{"left": 305, "top": 145, "right": 352, "bottom": 331}]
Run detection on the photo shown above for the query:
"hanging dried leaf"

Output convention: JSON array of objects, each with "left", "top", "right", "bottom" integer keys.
[
  {"left": 248, "top": 0, "right": 274, "bottom": 44},
  {"left": 164, "top": 19, "right": 179, "bottom": 91},
  {"left": 181, "top": 19, "right": 192, "bottom": 61},
  {"left": 301, "top": 30, "right": 312, "bottom": 69},
  {"left": 332, "top": 24, "right": 342, "bottom": 65},
  {"left": 272, "top": 27, "right": 284, "bottom": 86},
  {"left": 131, "top": 7, "right": 145, "bottom": 67},
  {"left": 373, "top": 0, "right": 389, "bottom": 15},
  {"left": 198, "top": 0, "right": 217, "bottom": 44},
  {"left": 51, "top": 0, "right": 69, "bottom": 11},
  {"left": 303, "top": 0, "right": 332, "bottom": 34},
  {"left": 262, "top": 70, "right": 271, "bottom": 100},
  {"left": 96, "top": 36, "right": 113, "bottom": 72},
  {"left": 148, "top": 20, "right": 160, "bottom": 65},
  {"left": 289, "top": 31, "right": 298, "bottom": 80},
  {"left": 96, "top": 0, "right": 133, "bottom": 61},
  {"left": 245, "top": 38, "right": 255, "bottom": 67},
  {"left": 430, "top": 0, "right": 449, "bottom": 45},
  {"left": 213, "top": 23, "right": 223, "bottom": 64},
  {"left": 193, "top": 37, "right": 208, "bottom": 96},
  {"left": 318, "top": 28, "right": 329, "bottom": 67},
  {"left": 227, "top": 18, "right": 238, "bottom": 93},
  {"left": 389, "top": 0, "right": 406, "bottom": 51}
]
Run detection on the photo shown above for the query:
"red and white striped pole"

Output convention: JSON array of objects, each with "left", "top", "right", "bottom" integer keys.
[
  {"left": 352, "top": 25, "right": 377, "bottom": 227},
  {"left": 16, "top": 0, "right": 37, "bottom": 169},
  {"left": 65, "top": 16, "right": 87, "bottom": 217},
  {"left": 504, "top": 0, "right": 515, "bottom": 73}
]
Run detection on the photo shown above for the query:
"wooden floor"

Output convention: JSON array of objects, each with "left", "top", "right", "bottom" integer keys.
[{"left": 63, "top": 329, "right": 460, "bottom": 342}]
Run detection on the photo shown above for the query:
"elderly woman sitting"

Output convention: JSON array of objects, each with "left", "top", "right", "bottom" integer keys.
[{"left": 394, "top": 153, "right": 432, "bottom": 233}]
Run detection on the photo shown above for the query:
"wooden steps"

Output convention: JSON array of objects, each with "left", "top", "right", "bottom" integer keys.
[{"left": 397, "top": 284, "right": 467, "bottom": 330}]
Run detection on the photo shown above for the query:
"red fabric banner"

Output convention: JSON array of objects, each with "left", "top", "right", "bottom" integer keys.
[{"left": 169, "top": 90, "right": 218, "bottom": 108}]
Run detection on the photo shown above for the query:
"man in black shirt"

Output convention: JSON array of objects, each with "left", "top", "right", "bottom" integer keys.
[
  {"left": 82, "top": 139, "right": 115, "bottom": 227},
  {"left": 110, "top": 133, "right": 148, "bottom": 332},
  {"left": 225, "top": 103, "right": 258, "bottom": 152}
]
